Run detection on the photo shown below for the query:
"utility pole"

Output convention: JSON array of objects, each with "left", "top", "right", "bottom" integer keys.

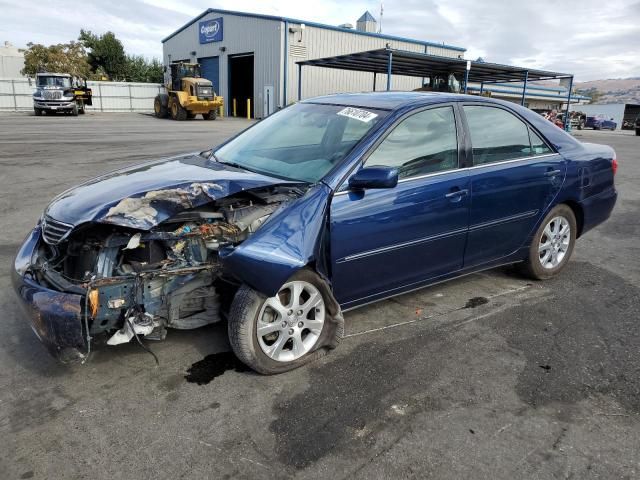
[{"left": 378, "top": 2, "right": 384, "bottom": 33}]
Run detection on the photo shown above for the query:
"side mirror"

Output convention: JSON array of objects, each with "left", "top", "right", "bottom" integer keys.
[{"left": 349, "top": 166, "right": 399, "bottom": 190}]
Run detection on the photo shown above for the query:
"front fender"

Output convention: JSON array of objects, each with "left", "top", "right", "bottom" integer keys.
[{"left": 220, "top": 183, "right": 331, "bottom": 296}]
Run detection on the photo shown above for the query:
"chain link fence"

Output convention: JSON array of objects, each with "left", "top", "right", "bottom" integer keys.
[{"left": 0, "top": 77, "right": 165, "bottom": 112}]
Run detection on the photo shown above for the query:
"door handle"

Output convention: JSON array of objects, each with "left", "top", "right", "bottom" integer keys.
[
  {"left": 445, "top": 188, "right": 469, "bottom": 199},
  {"left": 545, "top": 169, "right": 562, "bottom": 177}
]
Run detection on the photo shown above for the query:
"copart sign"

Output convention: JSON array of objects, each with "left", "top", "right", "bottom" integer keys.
[{"left": 199, "top": 17, "right": 223, "bottom": 43}]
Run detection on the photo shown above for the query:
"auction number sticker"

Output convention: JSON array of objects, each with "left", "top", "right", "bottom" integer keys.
[{"left": 337, "top": 107, "right": 378, "bottom": 123}]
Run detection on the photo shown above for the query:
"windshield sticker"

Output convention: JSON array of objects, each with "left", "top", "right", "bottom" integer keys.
[{"left": 337, "top": 107, "right": 378, "bottom": 123}]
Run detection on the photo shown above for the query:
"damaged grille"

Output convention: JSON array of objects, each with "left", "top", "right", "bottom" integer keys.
[{"left": 42, "top": 215, "right": 73, "bottom": 244}]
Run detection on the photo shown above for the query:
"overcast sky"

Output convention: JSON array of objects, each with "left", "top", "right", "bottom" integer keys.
[{"left": 1, "top": 0, "right": 638, "bottom": 81}]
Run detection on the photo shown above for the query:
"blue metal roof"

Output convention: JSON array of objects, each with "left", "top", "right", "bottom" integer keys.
[
  {"left": 161, "top": 8, "right": 466, "bottom": 52},
  {"left": 358, "top": 11, "right": 377, "bottom": 23}
]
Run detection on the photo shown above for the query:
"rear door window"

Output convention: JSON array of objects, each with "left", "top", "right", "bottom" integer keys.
[{"left": 463, "top": 106, "right": 533, "bottom": 164}]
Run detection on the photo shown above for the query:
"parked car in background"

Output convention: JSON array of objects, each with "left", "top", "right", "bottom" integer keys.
[
  {"left": 13, "top": 92, "right": 618, "bottom": 374},
  {"left": 585, "top": 114, "right": 617, "bottom": 130}
]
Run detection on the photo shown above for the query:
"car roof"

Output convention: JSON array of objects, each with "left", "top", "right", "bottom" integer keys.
[{"left": 303, "top": 91, "right": 505, "bottom": 110}]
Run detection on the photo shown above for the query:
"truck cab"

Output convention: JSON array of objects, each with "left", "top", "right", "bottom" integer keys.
[{"left": 32, "top": 73, "right": 92, "bottom": 116}]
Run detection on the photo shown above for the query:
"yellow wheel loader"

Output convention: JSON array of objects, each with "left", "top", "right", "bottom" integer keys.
[{"left": 154, "top": 63, "right": 223, "bottom": 121}]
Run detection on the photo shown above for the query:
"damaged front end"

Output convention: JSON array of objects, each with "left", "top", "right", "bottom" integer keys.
[{"left": 13, "top": 183, "right": 304, "bottom": 362}]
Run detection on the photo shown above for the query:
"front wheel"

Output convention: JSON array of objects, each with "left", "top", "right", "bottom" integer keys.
[
  {"left": 228, "top": 270, "right": 343, "bottom": 374},
  {"left": 520, "top": 204, "right": 577, "bottom": 280},
  {"left": 34, "top": 108, "right": 42, "bottom": 116},
  {"left": 202, "top": 110, "right": 217, "bottom": 120}
]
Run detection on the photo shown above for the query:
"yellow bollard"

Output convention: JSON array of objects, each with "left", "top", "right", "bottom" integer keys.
[
  {"left": 247, "top": 98, "right": 251, "bottom": 119},
  {"left": 232, "top": 98, "right": 237, "bottom": 117},
  {"left": 218, "top": 102, "right": 224, "bottom": 118}
]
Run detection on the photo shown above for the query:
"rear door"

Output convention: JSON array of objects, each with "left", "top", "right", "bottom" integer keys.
[
  {"left": 330, "top": 105, "right": 470, "bottom": 307},
  {"left": 461, "top": 104, "right": 566, "bottom": 268}
]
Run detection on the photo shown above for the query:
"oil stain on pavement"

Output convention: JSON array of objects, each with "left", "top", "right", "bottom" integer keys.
[{"left": 185, "top": 351, "right": 249, "bottom": 385}]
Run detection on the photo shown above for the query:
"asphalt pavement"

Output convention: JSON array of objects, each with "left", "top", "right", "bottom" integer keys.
[{"left": 1, "top": 112, "right": 638, "bottom": 479}]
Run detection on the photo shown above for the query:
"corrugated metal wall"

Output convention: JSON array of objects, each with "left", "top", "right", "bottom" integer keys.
[
  {"left": 162, "top": 12, "right": 465, "bottom": 117},
  {"left": 162, "top": 13, "right": 282, "bottom": 119},
  {"left": 0, "top": 78, "right": 164, "bottom": 112},
  {"left": 287, "top": 25, "right": 462, "bottom": 102}
]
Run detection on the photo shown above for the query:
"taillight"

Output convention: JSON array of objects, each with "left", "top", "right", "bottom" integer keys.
[{"left": 612, "top": 158, "right": 618, "bottom": 175}]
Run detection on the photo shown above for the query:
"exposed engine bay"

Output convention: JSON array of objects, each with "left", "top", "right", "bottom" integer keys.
[{"left": 33, "top": 185, "right": 303, "bottom": 351}]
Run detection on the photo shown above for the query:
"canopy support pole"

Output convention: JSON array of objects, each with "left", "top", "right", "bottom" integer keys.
[
  {"left": 386, "top": 51, "right": 393, "bottom": 91},
  {"left": 464, "top": 66, "right": 470, "bottom": 94},
  {"left": 373, "top": 72, "right": 377, "bottom": 91},
  {"left": 521, "top": 71, "right": 529, "bottom": 106},
  {"left": 564, "top": 76, "right": 574, "bottom": 131},
  {"left": 480, "top": 82, "right": 484, "bottom": 95},
  {"left": 297, "top": 64, "right": 302, "bottom": 101}
]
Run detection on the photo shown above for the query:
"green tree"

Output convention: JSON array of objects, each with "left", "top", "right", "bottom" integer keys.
[
  {"left": 125, "top": 55, "right": 164, "bottom": 83},
  {"left": 21, "top": 41, "right": 91, "bottom": 77},
  {"left": 79, "top": 29, "right": 127, "bottom": 80}
]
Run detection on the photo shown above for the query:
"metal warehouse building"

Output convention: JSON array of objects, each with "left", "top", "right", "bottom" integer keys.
[{"left": 162, "top": 9, "right": 466, "bottom": 119}]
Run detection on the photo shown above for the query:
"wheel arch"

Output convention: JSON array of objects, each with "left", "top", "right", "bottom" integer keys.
[{"left": 561, "top": 199, "right": 584, "bottom": 238}]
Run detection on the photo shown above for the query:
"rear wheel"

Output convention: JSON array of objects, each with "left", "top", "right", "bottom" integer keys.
[
  {"left": 520, "top": 204, "right": 576, "bottom": 280},
  {"left": 228, "top": 269, "right": 343, "bottom": 374},
  {"left": 154, "top": 95, "right": 168, "bottom": 118},
  {"left": 202, "top": 110, "right": 217, "bottom": 120},
  {"left": 170, "top": 98, "right": 187, "bottom": 121}
]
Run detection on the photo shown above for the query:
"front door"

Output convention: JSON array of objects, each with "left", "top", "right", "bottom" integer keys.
[
  {"left": 461, "top": 104, "right": 566, "bottom": 267},
  {"left": 330, "top": 105, "right": 470, "bottom": 308}
]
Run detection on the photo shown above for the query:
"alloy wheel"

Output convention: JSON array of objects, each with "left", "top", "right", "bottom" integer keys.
[
  {"left": 538, "top": 215, "right": 570, "bottom": 269},
  {"left": 256, "top": 280, "right": 325, "bottom": 362}
]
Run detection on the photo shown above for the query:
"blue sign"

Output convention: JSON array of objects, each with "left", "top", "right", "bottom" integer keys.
[{"left": 199, "top": 17, "right": 223, "bottom": 43}]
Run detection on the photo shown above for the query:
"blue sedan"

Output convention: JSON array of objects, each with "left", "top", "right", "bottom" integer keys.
[
  {"left": 585, "top": 114, "right": 617, "bottom": 130},
  {"left": 13, "top": 92, "right": 617, "bottom": 373}
]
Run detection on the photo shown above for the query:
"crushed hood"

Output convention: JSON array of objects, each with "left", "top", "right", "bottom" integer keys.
[{"left": 45, "top": 153, "right": 295, "bottom": 229}]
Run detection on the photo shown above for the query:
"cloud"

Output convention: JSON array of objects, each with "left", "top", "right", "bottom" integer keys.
[{"left": 0, "top": 0, "right": 638, "bottom": 80}]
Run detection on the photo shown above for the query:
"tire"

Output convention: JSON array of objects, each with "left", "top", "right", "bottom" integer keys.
[
  {"left": 577, "top": 122, "right": 583, "bottom": 130},
  {"left": 228, "top": 269, "right": 344, "bottom": 374},
  {"left": 636, "top": 129, "right": 640, "bottom": 136},
  {"left": 520, "top": 204, "right": 577, "bottom": 280},
  {"left": 170, "top": 98, "right": 187, "bottom": 121},
  {"left": 71, "top": 104, "right": 79, "bottom": 116},
  {"left": 202, "top": 110, "right": 217, "bottom": 120},
  {"left": 34, "top": 108, "right": 42, "bottom": 116},
  {"left": 154, "top": 95, "right": 168, "bottom": 118}
]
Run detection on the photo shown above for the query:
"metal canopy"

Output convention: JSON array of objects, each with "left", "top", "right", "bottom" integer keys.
[
  {"left": 296, "top": 48, "right": 571, "bottom": 83},
  {"left": 296, "top": 48, "right": 575, "bottom": 129}
]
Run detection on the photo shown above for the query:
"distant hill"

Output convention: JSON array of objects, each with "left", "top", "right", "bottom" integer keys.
[{"left": 574, "top": 78, "right": 640, "bottom": 104}]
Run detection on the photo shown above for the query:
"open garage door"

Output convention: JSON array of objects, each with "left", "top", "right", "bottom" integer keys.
[
  {"left": 229, "top": 53, "right": 254, "bottom": 118},
  {"left": 198, "top": 56, "right": 220, "bottom": 95}
]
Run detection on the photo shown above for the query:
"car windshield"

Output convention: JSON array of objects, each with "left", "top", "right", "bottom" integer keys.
[
  {"left": 214, "top": 103, "right": 388, "bottom": 182},
  {"left": 37, "top": 76, "right": 71, "bottom": 88}
]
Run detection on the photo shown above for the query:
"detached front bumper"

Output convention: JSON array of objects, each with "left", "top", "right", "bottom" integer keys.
[{"left": 12, "top": 226, "right": 87, "bottom": 362}]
